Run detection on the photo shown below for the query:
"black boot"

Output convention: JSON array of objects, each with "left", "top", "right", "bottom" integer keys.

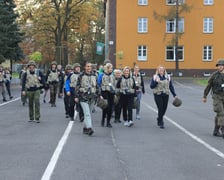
[
  {"left": 213, "top": 125, "right": 221, "bottom": 137},
  {"left": 106, "top": 119, "right": 112, "bottom": 128}
]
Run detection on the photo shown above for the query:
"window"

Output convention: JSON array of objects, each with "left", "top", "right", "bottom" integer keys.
[
  {"left": 167, "top": 0, "right": 184, "bottom": 5},
  {"left": 166, "top": 46, "right": 184, "bottom": 61},
  {"left": 138, "top": 45, "right": 147, "bottom": 61},
  {"left": 203, "top": 46, "right": 213, "bottom": 61},
  {"left": 203, "top": 18, "right": 213, "bottom": 33},
  {"left": 138, "top": 18, "right": 148, "bottom": 33},
  {"left": 204, "top": 0, "right": 214, "bottom": 5},
  {"left": 138, "top": 0, "right": 148, "bottom": 5},
  {"left": 166, "top": 18, "right": 184, "bottom": 33}
]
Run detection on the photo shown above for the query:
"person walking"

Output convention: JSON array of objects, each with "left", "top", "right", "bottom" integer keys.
[
  {"left": 0, "top": 66, "right": 7, "bottom": 102},
  {"left": 203, "top": 59, "right": 224, "bottom": 137},
  {"left": 132, "top": 65, "right": 145, "bottom": 120},
  {"left": 150, "top": 65, "right": 177, "bottom": 129},
  {"left": 46, "top": 61, "right": 59, "bottom": 107},
  {"left": 19, "top": 65, "right": 27, "bottom": 105},
  {"left": 21, "top": 61, "right": 44, "bottom": 123},
  {"left": 75, "top": 62, "right": 98, "bottom": 136},
  {"left": 4, "top": 68, "right": 13, "bottom": 100},
  {"left": 63, "top": 64, "right": 73, "bottom": 118},
  {"left": 98, "top": 63, "right": 115, "bottom": 128},
  {"left": 113, "top": 69, "right": 122, "bottom": 123},
  {"left": 65, "top": 63, "right": 83, "bottom": 121},
  {"left": 116, "top": 66, "right": 136, "bottom": 127}
]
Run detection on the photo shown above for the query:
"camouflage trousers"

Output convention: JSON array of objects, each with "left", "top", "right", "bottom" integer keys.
[
  {"left": 212, "top": 93, "right": 224, "bottom": 126},
  {"left": 0, "top": 82, "right": 6, "bottom": 100},
  {"left": 49, "top": 83, "right": 58, "bottom": 105},
  {"left": 27, "top": 90, "right": 40, "bottom": 120}
]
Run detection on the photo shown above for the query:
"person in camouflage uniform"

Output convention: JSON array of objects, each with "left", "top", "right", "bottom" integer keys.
[
  {"left": 75, "top": 62, "right": 99, "bottom": 136},
  {"left": 46, "top": 61, "right": 59, "bottom": 107},
  {"left": 203, "top": 59, "right": 224, "bottom": 138},
  {"left": 21, "top": 61, "right": 44, "bottom": 122}
]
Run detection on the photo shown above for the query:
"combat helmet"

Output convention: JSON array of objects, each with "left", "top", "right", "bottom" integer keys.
[
  {"left": 72, "top": 63, "right": 81, "bottom": 69},
  {"left": 27, "top": 61, "right": 36, "bottom": 67},
  {"left": 172, "top": 97, "right": 182, "bottom": 107},
  {"left": 65, "top": 64, "right": 72, "bottom": 70},
  {"left": 51, "top": 61, "right": 57, "bottom": 66},
  {"left": 216, "top": 59, "right": 224, "bottom": 67},
  {"left": 97, "top": 98, "right": 108, "bottom": 109}
]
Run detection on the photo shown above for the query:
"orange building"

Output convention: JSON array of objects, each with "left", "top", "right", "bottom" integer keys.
[{"left": 105, "top": 0, "right": 224, "bottom": 76}]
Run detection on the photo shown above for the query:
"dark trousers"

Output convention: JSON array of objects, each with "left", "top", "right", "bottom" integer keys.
[
  {"left": 102, "top": 91, "right": 114, "bottom": 125},
  {"left": 5, "top": 81, "right": 12, "bottom": 97},
  {"left": 114, "top": 99, "right": 122, "bottom": 120},
  {"left": 64, "top": 89, "right": 70, "bottom": 115},
  {"left": 154, "top": 94, "right": 169, "bottom": 126},
  {"left": 49, "top": 83, "right": 58, "bottom": 105},
  {"left": 120, "top": 94, "right": 134, "bottom": 121},
  {"left": 68, "top": 92, "right": 75, "bottom": 118},
  {"left": 76, "top": 102, "right": 84, "bottom": 121}
]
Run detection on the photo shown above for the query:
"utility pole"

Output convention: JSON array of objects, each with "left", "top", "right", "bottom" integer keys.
[{"left": 175, "top": 0, "right": 179, "bottom": 76}]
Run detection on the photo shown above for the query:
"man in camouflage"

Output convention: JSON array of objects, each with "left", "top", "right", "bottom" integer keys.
[
  {"left": 22, "top": 61, "right": 44, "bottom": 122},
  {"left": 46, "top": 61, "right": 60, "bottom": 107},
  {"left": 203, "top": 59, "right": 224, "bottom": 137}
]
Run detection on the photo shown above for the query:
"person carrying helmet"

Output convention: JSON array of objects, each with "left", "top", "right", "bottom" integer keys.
[
  {"left": 150, "top": 65, "right": 177, "bottom": 129},
  {"left": 46, "top": 61, "right": 59, "bottom": 107},
  {"left": 21, "top": 61, "right": 44, "bottom": 123},
  {"left": 203, "top": 59, "right": 224, "bottom": 138}
]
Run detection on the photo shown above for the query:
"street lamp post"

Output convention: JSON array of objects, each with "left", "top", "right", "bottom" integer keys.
[{"left": 175, "top": 0, "right": 179, "bottom": 76}]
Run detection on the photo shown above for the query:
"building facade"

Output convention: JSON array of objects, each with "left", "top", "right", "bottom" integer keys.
[{"left": 105, "top": 0, "right": 224, "bottom": 76}]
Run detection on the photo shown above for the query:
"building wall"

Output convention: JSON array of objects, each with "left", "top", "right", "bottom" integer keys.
[{"left": 110, "top": 0, "right": 224, "bottom": 76}]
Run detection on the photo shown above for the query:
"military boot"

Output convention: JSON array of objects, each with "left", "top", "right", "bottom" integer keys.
[{"left": 213, "top": 125, "right": 222, "bottom": 137}]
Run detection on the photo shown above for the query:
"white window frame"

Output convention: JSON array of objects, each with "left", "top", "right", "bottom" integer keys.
[
  {"left": 167, "top": 0, "right": 184, "bottom": 5},
  {"left": 203, "top": 45, "right": 213, "bottom": 61},
  {"left": 166, "top": 18, "right": 184, "bottom": 33},
  {"left": 138, "top": 18, "right": 148, "bottom": 33},
  {"left": 166, "top": 46, "right": 184, "bottom": 61},
  {"left": 203, "top": 17, "right": 213, "bottom": 33},
  {"left": 137, "top": 45, "right": 147, "bottom": 61},
  {"left": 138, "top": 0, "right": 148, "bottom": 5},
  {"left": 204, "top": 0, "right": 214, "bottom": 5}
]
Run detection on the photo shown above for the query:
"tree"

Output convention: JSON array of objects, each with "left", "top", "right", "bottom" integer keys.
[
  {"left": 153, "top": 1, "right": 192, "bottom": 76},
  {"left": 0, "top": 0, "right": 24, "bottom": 65}
]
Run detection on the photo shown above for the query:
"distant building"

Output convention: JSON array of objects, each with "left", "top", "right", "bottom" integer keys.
[{"left": 105, "top": 0, "right": 224, "bottom": 76}]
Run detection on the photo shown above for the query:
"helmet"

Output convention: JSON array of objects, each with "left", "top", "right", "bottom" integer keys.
[
  {"left": 216, "top": 59, "right": 224, "bottom": 67},
  {"left": 114, "top": 95, "right": 120, "bottom": 105},
  {"left": 51, "top": 61, "right": 57, "bottom": 66},
  {"left": 72, "top": 63, "right": 81, "bottom": 69},
  {"left": 103, "top": 59, "right": 111, "bottom": 65},
  {"left": 97, "top": 98, "right": 108, "bottom": 109},
  {"left": 172, "top": 97, "right": 182, "bottom": 107},
  {"left": 65, "top": 64, "right": 72, "bottom": 70},
  {"left": 27, "top": 61, "right": 36, "bottom": 67}
]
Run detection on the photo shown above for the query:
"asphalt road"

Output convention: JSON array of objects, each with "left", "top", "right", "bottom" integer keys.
[{"left": 0, "top": 79, "right": 224, "bottom": 180}]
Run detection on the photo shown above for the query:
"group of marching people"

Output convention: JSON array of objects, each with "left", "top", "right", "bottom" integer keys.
[
  {"left": 61, "top": 59, "right": 146, "bottom": 136},
  {"left": 21, "top": 58, "right": 180, "bottom": 136}
]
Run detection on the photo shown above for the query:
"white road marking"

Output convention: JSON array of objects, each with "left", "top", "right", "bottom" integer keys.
[
  {"left": 142, "top": 101, "right": 224, "bottom": 159},
  {"left": 0, "top": 97, "right": 21, "bottom": 106},
  {"left": 41, "top": 111, "right": 77, "bottom": 180}
]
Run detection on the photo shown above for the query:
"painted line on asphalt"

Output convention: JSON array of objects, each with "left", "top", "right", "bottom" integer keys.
[
  {"left": 0, "top": 97, "right": 21, "bottom": 106},
  {"left": 41, "top": 111, "right": 77, "bottom": 180},
  {"left": 142, "top": 101, "right": 224, "bottom": 160}
]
